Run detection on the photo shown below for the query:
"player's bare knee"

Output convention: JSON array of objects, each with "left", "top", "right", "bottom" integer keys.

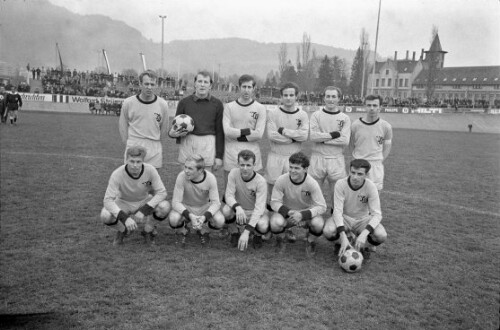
[
  {"left": 221, "top": 204, "right": 233, "bottom": 220},
  {"left": 154, "top": 200, "right": 171, "bottom": 219},
  {"left": 210, "top": 211, "right": 226, "bottom": 229},
  {"left": 310, "top": 216, "right": 324, "bottom": 232},
  {"left": 372, "top": 224, "right": 387, "bottom": 243},
  {"left": 100, "top": 208, "right": 115, "bottom": 225},
  {"left": 168, "top": 211, "right": 183, "bottom": 227},
  {"left": 270, "top": 213, "right": 286, "bottom": 232}
]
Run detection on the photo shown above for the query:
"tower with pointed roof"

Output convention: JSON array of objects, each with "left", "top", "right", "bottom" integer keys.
[{"left": 423, "top": 34, "right": 448, "bottom": 70}]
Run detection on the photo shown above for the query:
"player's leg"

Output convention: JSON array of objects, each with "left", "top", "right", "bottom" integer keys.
[
  {"left": 367, "top": 161, "right": 384, "bottom": 191},
  {"left": 326, "top": 156, "right": 348, "bottom": 213},
  {"left": 100, "top": 207, "right": 128, "bottom": 246},
  {"left": 199, "top": 210, "right": 225, "bottom": 246},
  {"left": 252, "top": 212, "right": 270, "bottom": 249},
  {"left": 222, "top": 204, "right": 239, "bottom": 247},
  {"left": 168, "top": 209, "right": 189, "bottom": 246},
  {"left": 359, "top": 223, "right": 387, "bottom": 259},
  {"left": 305, "top": 215, "right": 325, "bottom": 257},
  {"left": 269, "top": 212, "right": 287, "bottom": 253},
  {"left": 8, "top": 110, "right": 14, "bottom": 125},
  {"left": 12, "top": 110, "right": 18, "bottom": 125},
  {"left": 143, "top": 200, "right": 171, "bottom": 245}
]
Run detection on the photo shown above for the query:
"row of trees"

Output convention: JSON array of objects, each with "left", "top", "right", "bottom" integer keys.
[{"left": 264, "top": 31, "right": 371, "bottom": 98}]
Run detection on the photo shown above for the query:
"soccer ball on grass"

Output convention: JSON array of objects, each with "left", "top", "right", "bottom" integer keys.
[
  {"left": 172, "top": 114, "right": 195, "bottom": 133},
  {"left": 338, "top": 247, "right": 364, "bottom": 273}
]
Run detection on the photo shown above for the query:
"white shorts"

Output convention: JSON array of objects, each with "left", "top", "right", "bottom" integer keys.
[
  {"left": 184, "top": 203, "right": 211, "bottom": 216},
  {"left": 343, "top": 214, "right": 371, "bottom": 235},
  {"left": 264, "top": 152, "right": 290, "bottom": 184},
  {"left": 125, "top": 138, "right": 162, "bottom": 168},
  {"left": 178, "top": 134, "right": 216, "bottom": 166},
  {"left": 367, "top": 160, "right": 384, "bottom": 190},
  {"left": 309, "top": 154, "right": 347, "bottom": 184},
  {"left": 115, "top": 195, "right": 153, "bottom": 216}
]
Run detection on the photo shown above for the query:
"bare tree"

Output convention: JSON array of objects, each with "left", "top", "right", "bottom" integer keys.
[{"left": 278, "top": 43, "right": 288, "bottom": 77}]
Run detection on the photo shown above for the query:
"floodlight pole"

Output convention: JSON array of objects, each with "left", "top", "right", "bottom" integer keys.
[
  {"left": 159, "top": 15, "right": 166, "bottom": 85},
  {"left": 370, "top": 0, "right": 382, "bottom": 95}
]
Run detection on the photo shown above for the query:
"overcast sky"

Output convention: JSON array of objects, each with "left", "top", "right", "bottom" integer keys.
[{"left": 48, "top": 0, "right": 500, "bottom": 67}]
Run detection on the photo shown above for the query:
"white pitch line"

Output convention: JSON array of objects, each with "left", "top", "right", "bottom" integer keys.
[
  {"left": 382, "top": 190, "right": 500, "bottom": 218},
  {"left": 2, "top": 150, "right": 498, "bottom": 218}
]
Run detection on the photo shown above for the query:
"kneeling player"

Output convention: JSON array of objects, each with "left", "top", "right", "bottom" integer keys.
[
  {"left": 101, "top": 146, "right": 171, "bottom": 246},
  {"left": 168, "top": 154, "right": 225, "bottom": 246},
  {"left": 270, "top": 152, "right": 327, "bottom": 257},
  {"left": 323, "top": 159, "right": 387, "bottom": 260},
  {"left": 222, "top": 150, "right": 269, "bottom": 251}
]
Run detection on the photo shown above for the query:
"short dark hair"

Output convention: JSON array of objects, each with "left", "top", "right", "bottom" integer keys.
[
  {"left": 194, "top": 71, "right": 213, "bottom": 84},
  {"left": 280, "top": 82, "right": 300, "bottom": 96},
  {"left": 289, "top": 152, "right": 309, "bottom": 169},
  {"left": 323, "top": 86, "right": 342, "bottom": 100},
  {"left": 126, "top": 145, "right": 147, "bottom": 159},
  {"left": 139, "top": 70, "right": 157, "bottom": 83},
  {"left": 237, "top": 149, "right": 256, "bottom": 164},
  {"left": 238, "top": 74, "right": 256, "bottom": 87},
  {"left": 350, "top": 159, "right": 371, "bottom": 173},
  {"left": 365, "top": 94, "right": 382, "bottom": 105}
]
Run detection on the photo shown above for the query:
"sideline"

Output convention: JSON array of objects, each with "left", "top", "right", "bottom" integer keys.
[{"left": 2, "top": 150, "right": 499, "bottom": 218}]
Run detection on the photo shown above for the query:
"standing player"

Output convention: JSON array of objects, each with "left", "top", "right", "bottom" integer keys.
[
  {"left": 222, "top": 150, "right": 269, "bottom": 251},
  {"left": 323, "top": 159, "right": 387, "bottom": 260},
  {"left": 119, "top": 70, "right": 169, "bottom": 169},
  {"left": 169, "top": 71, "right": 224, "bottom": 172},
  {"left": 222, "top": 74, "right": 266, "bottom": 184},
  {"left": 168, "top": 154, "right": 225, "bottom": 246},
  {"left": 5, "top": 86, "right": 22, "bottom": 126},
  {"left": 350, "top": 94, "right": 392, "bottom": 190},
  {"left": 309, "top": 86, "right": 351, "bottom": 209},
  {"left": 0, "top": 86, "right": 7, "bottom": 124},
  {"left": 100, "top": 146, "right": 171, "bottom": 246},
  {"left": 265, "top": 82, "right": 309, "bottom": 242},
  {"left": 270, "top": 152, "right": 327, "bottom": 257}
]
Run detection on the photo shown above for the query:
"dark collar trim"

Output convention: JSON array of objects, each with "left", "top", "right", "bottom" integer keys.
[
  {"left": 192, "top": 94, "right": 212, "bottom": 102},
  {"left": 191, "top": 170, "right": 207, "bottom": 184},
  {"left": 290, "top": 173, "right": 307, "bottom": 185},
  {"left": 322, "top": 108, "right": 340, "bottom": 115},
  {"left": 125, "top": 164, "right": 144, "bottom": 180},
  {"left": 360, "top": 117, "right": 380, "bottom": 126},
  {"left": 242, "top": 171, "right": 256, "bottom": 183},
  {"left": 348, "top": 176, "right": 365, "bottom": 191},
  {"left": 236, "top": 99, "right": 255, "bottom": 107},
  {"left": 135, "top": 94, "right": 157, "bottom": 105},
  {"left": 279, "top": 107, "right": 299, "bottom": 115}
]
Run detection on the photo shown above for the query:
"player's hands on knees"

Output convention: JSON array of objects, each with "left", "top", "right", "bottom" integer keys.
[
  {"left": 235, "top": 207, "right": 247, "bottom": 225},
  {"left": 124, "top": 217, "right": 138, "bottom": 231},
  {"left": 212, "top": 158, "right": 223, "bottom": 171},
  {"left": 238, "top": 230, "right": 250, "bottom": 251},
  {"left": 355, "top": 230, "right": 369, "bottom": 251}
]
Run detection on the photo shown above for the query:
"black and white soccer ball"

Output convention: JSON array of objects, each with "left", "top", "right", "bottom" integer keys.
[
  {"left": 339, "top": 247, "right": 364, "bottom": 273},
  {"left": 172, "top": 114, "right": 194, "bottom": 132}
]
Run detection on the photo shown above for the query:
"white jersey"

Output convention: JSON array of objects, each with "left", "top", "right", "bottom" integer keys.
[
  {"left": 223, "top": 100, "right": 267, "bottom": 171},
  {"left": 266, "top": 107, "right": 309, "bottom": 156},
  {"left": 103, "top": 163, "right": 167, "bottom": 218},
  {"left": 333, "top": 176, "right": 382, "bottom": 229},
  {"left": 309, "top": 109, "right": 351, "bottom": 157},
  {"left": 350, "top": 117, "right": 392, "bottom": 161},
  {"left": 225, "top": 168, "right": 267, "bottom": 226},
  {"left": 171, "top": 170, "right": 221, "bottom": 216},
  {"left": 119, "top": 95, "right": 169, "bottom": 142},
  {"left": 271, "top": 173, "right": 326, "bottom": 219}
]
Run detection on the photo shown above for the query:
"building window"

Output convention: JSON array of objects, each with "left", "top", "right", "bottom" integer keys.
[
  {"left": 381, "top": 79, "right": 385, "bottom": 87},
  {"left": 403, "top": 92, "right": 407, "bottom": 98},
  {"left": 385, "top": 69, "right": 389, "bottom": 75},
  {"left": 473, "top": 85, "right": 482, "bottom": 89},
  {"left": 453, "top": 85, "right": 461, "bottom": 89},
  {"left": 399, "top": 79, "right": 403, "bottom": 87},
  {"left": 388, "top": 79, "right": 392, "bottom": 87},
  {"left": 494, "top": 85, "right": 499, "bottom": 90},
  {"left": 404, "top": 79, "right": 409, "bottom": 87},
  {"left": 376, "top": 79, "right": 379, "bottom": 87}
]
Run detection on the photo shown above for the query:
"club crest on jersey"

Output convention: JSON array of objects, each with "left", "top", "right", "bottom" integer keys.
[
  {"left": 338, "top": 120, "right": 345, "bottom": 129},
  {"left": 358, "top": 195, "right": 368, "bottom": 203},
  {"left": 142, "top": 180, "right": 152, "bottom": 186},
  {"left": 250, "top": 111, "right": 258, "bottom": 120},
  {"left": 302, "top": 190, "right": 311, "bottom": 197},
  {"left": 296, "top": 119, "right": 302, "bottom": 128},
  {"left": 376, "top": 136, "right": 384, "bottom": 145},
  {"left": 249, "top": 189, "right": 256, "bottom": 197},
  {"left": 154, "top": 113, "right": 162, "bottom": 122}
]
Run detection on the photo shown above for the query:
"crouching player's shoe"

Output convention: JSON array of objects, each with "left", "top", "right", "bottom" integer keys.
[
  {"left": 305, "top": 240, "right": 317, "bottom": 258},
  {"left": 275, "top": 236, "right": 286, "bottom": 254},
  {"left": 362, "top": 246, "right": 376, "bottom": 261},
  {"left": 113, "top": 230, "right": 127, "bottom": 246},
  {"left": 285, "top": 229, "right": 296, "bottom": 243},
  {"left": 230, "top": 233, "right": 240, "bottom": 247},
  {"left": 142, "top": 231, "right": 156, "bottom": 246},
  {"left": 199, "top": 232, "right": 210, "bottom": 247},
  {"left": 252, "top": 235, "right": 263, "bottom": 249}
]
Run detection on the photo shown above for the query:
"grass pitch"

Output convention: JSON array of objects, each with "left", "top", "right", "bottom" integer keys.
[{"left": 1, "top": 111, "right": 499, "bottom": 329}]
